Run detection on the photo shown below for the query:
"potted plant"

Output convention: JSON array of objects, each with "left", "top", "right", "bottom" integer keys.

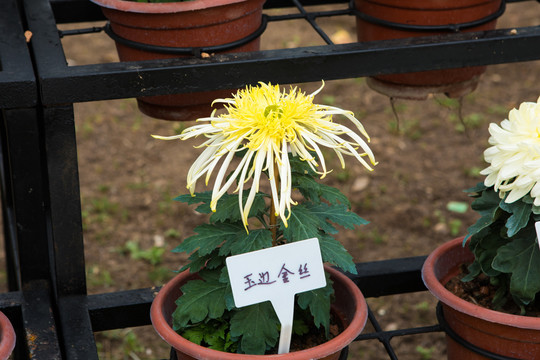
[
  {"left": 0, "top": 311, "right": 16, "bottom": 359},
  {"left": 354, "top": 0, "right": 503, "bottom": 100},
  {"left": 150, "top": 81, "right": 376, "bottom": 358},
  {"left": 90, "top": 0, "right": 266, "bottom": 121},
  {"left": 422, "top": 97, "right": 540, "bottom": 359}
]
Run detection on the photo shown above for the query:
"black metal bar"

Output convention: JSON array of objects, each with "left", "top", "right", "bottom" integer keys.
[
  {"left": 88, "top": 287, "right": 156, "bottom": 332},
  {"left": 1, "top": 108, "right": 52, "bottom": 287},
  {"left": 0, "top": 0, "right": 37, "bottom": 108},
  {"left": 34, "top": 26, "right": 540, "bottom": 105},
  {"left": 351, "top": 256, "right": 427, "bottom": 297},
  {"left": 3, "top": 0, "right": 539, "bottom": 359},
  {"left": 20, "top": 280, "right": 63, "bottom": 359},
  {"left": 42, "top": 105, "right": 87, "bottom": 297},
  {"left": 0, "top": 111, "right": 21, "bottom": 292},
  {"left": 56, "top": 295, "right": 98, "bottom": 360}
]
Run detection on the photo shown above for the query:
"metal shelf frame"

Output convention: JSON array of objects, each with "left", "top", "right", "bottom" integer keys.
[{"left": 0, "top": 0, "right": 539, "bottom": 358}]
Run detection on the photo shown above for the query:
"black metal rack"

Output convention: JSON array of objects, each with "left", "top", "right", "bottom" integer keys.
[{"left": 0, "top": 0, "right": 539, "bottom": 358}]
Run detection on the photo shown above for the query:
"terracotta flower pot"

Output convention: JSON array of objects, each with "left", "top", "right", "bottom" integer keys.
[
  {"left": 0, "top": 311, "right": 16, "bottom": 359},
  {"left": 354, "top": 0, "right": 503, "bottom": 99},
  {"left": 151, "top": 265, "right": 368, "bottom": 359},
  {"left": 90, "top": 0, "right": 266, "bottom": 121},
  {"left": 422, "top": 237, "right": 540, "bottom": 359}
]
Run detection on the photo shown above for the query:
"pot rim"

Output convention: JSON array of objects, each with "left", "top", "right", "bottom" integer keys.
[
  {"left": 90, "top": 0, "right": 251, "bottom": 14},
  {"left": 0, "top": 311, "right": 16, "bottom": 358},
  {"left": 151, "top": 265, "right": 368, "bottom": 359},
  {"left": 354, "top": 0, "right": 501, "bottom": 11},
  {"left": 422, "top": 236, "right": 540, "bottom": 330}
]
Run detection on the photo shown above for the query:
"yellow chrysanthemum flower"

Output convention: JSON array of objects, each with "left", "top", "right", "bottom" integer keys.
[
  {"left": 154, "top": 82, "right": 377, "bottom": 229},
  {"left": 481, "top": 97, "right": 540, "bottom": 205}
]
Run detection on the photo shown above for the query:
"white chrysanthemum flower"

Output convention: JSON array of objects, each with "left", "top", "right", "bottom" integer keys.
[
  {"left": 480, "top": 97, "right": 540, "bottom": 205},
  {"left": 153, "top": 82, "right": 377, "bottom": 230}
]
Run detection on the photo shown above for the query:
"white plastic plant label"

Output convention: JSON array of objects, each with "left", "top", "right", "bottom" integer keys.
[{"left": 226, "top": 237, "right": 326, "bottom": 354}]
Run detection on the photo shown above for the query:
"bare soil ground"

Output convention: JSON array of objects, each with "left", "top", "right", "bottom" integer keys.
[{"left": 7, "top": 2, "right": 538, "bottom": 359}]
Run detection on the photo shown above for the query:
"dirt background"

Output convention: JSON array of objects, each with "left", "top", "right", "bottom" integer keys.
[{"left": 40, "top": 2, "right": 540, "bottom": 359}]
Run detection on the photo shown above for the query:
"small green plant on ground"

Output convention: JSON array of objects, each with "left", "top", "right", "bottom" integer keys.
[{"left": 121, "top": 240, "right": 165, "bottom": 266}]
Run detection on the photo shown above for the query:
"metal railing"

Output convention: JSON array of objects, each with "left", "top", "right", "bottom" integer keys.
[{"left": 0, "top": 0, "right": 539, "bottom": 358}]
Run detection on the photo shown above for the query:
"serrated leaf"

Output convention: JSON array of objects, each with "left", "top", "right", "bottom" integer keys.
[
  {"left": 203, "top": 321, "right": 227, "bottom": 350},
  {"left": 464, "top": 182, "right": 488, "bottom": 196},
  {"left": 318, "top": 183, "right": 351, "bottom": 207},
  {"left": 173, "top": 222, "right": 244, "bottom": 256},
  {"left": 179, "top": 249, "right": 219, "bottom": 273},
  {"left": 292, "top": 318, "right": 309, "bottom": 336},
  {"left": 174, "top": 191, "right": 212, "bottom": 205},
  {"left": 307, "top": 202, "right": 368, "bottom": 232},
  {"left": 318, "top": 234, "right": 357, "bottom": 274},
  {"left": 297, "top": 275, "right": 333, "bottom": 337},
  {"left": 282, "top": 205, "right": 321, "bottom": 242},
  {"left": 174, "top": 191, "right": 213, "bottom": 214},
  {"left": 499, "top": 199, "right": 533, "bottom": 237},
  {"left": 492, "top": 236, "right": 540, "bottom": 305},
  {"left": 465, "top": 188, "right": 501, "bottom": 240},
  {"left": 290, "top": 155, "right": 317, "bottom": 177},
  {"left": 172, "top": 275, "right": 229, "bottom": 329},
  {"left": 462, "top": 261, "right": 481, "bottom": 282},
  {"left": 472, "top": 231, "right": 506, "bottom": 277},
  {"left": 219, "top": 229, "right": 273, "bottom": 257},
  {"left": 181, "top": 325, "right": 205, "bottom": 345},
  {"left": 218, "top": 268, "right": 236, "bottom": 311},
  {"left": 211, "top": 192, "right": 267, "bottom": 223},
  {"left": 230, "top": 302, "right": 280, "bottom": 354},
  {"left": 471, "top": 187, "right": 501, "bottom": 216},
  {"left": 295, "top": 175, "right": 323, "bottom": 203}
]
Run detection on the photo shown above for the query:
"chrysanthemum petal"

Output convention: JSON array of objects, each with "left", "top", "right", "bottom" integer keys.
[
  {"left": 481, "top": 97, "right": 540, "bottom": 204},
  {"left": 154, "top": 81, "right": 377, "bottom": 230}
]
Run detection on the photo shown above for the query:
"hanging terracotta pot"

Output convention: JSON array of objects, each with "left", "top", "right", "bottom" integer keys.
[
  {"left": 354, "top": 0, "right": 503, "bottom": 99},
  {"left": 0, "top": 311, "right": 16, "bottom": 359},
  {"left": 151, "top": 265, "right": 368, "bottom": 359},
  {"left": 90, "top": 0, "right": 266, "bottom": 121},
  {"left": 422, "top": 237, "right": 540, "bottom": 359}
]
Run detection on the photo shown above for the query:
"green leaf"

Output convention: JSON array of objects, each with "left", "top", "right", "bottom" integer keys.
[
  {"left": 499, "top": 199, "right": 533, "bottom": 237},
  {"left": 172, "top": 273, "right": 229, "bottom": 329},
  {"left": 211, "top": 192, "right": 267, "bottom": 223},
  {"left": 297, "top": 275, "right": 334, "bottom": 337},
  {"left": 181, "top": 325, "right": 205, "bottom": 345},
  {"left": 282, "top": 205, "right": 321, "bottom": 242},
  {"left": 471, "top": 187, "right": 501, "bottom": 216},
  {"left": 318, "top": 183, "right": 351, "bottom": 207},
  {"left": 174, "top": 191, "right": 213, "bottom": 214},
  {"left": 292, "top": 318, "right": 309, "bottom": 336},
  {"left": 181, "top": 320, "right": 237, "bottom": 353},
  {"left": 173, "top": 222, "right": 244, "bottom": 256},
  {"left": 462, "top": 260, "right": 481, "bottom": 282},
  {"left": 294, "top": 175, "right": 322, "bottom": 204},
  {"left": 293, "top": 171, "right": 350, "bottom": 207},
  {"left": 318, "top": 234, "right": 357, "bottom": 274},
  {"left": 471, "top": 231, "right": 506, "bottom": 277},
  {"left": 464, "top": 182, "right": 488, "bottom": 196},
  {"left": 465, "top": 188, "right": 501, "bottom": 240},
  {"left": 179, "top": 248, "right": 219, "bottom": 273},
  {"left": 219, "top": 228, "right": 273, "bottom": 256},
  {"left": 289, "top": 154, "right": 317, "bottom": 177},
  {"left": 492, "top": 236, "right": 540, "bottom": 305},
  {"left": 307, "top": 202, "right": 369, "bottom": 232},
  {"left": 230, "top": 302, "right": 280, "bottom": 354},
  {"left": 203, "top": 321, "right": 227, "bottom": 351}
]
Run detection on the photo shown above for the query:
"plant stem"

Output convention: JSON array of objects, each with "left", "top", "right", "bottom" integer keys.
[{"left": 270, "top": 162, "right": 279, "bottom": 246}]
